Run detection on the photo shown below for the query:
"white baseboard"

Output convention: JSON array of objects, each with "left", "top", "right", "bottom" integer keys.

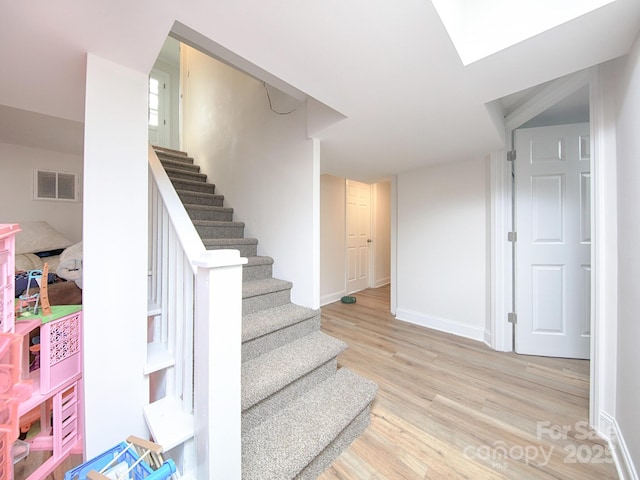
[
  {"left": 483, "top": 328, "right": 492, "bottom": 348},
  {"left": 601, "top": 412, "right": 639, "bottom": 480},
  {"left": 395, "top": 309, "right": 485, "bottom": 342},
  {"left": 373, "top": 277, "right": 390, "bottom": 288},
  {"left": 320, "top": 291, "right": 345, "bottom": 307}
]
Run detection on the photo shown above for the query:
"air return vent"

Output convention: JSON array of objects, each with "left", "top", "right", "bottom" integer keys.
[{"left": 33, "top": 169, "right": 79, "bottom": 201}]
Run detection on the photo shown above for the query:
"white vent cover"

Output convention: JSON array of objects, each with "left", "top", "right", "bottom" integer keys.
[{"left": 34, "top": 169, "right": 79, "bottom": 201}]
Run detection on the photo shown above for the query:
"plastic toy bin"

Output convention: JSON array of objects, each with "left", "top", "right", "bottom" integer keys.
[{"left": 64, "top": 441, "right": 176, "bottom": 480}]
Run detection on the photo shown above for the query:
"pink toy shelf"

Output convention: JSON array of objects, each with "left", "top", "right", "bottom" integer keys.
[
  {"left": 0, "top": 333, "right": 30, "bottom": 480},
  {"left": 0, "top": 224, "right": 20, "bottom": 334},
  {"left": 15, "top": 307, "right": 83, "bottom": 396},
  {"left": 0, "top": 224, "right": 83, "bottom": 480},
  {"left": 13, "top": 306, "right": 83, "bottom": 480}
]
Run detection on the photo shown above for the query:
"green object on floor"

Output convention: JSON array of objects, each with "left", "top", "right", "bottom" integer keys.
[{"left": 341, "top": 296, "right": 356, "bottom": 304}]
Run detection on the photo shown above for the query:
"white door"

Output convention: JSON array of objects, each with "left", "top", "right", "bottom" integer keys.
[
  {"left": 346, "top": 179, "right": 371, "bottom": 294},
  {"left": 514, "top": 123, "right": 591, "bottom": 359},
  {"left": 148, "top": 68, "right": 170, "bottom": 147}
]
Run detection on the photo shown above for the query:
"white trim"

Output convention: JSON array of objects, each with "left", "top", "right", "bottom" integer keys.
[
  {"left": 483, "top": 328, "right": 491, "bottom": 347},
  {"left": 312, "top": 138, "right": 321, "bottom": 310},
  {"left": 320, "top": 290, "right": 346, "bottom": 307},
  {"left": 589, "top": 66, "right": 603, "bottom": 433},
  {"left": 390, "top": 176, "right": 398, "bottom": 316},
  {"left": 492, "top": 71, "right": 592, "bottom": 353},
  {"left": 395, "top": 309, "right": 485, "bottom": 342},
  {"left": 373, "top": 277, "right": 390, "bottom": 288},
  {"left": 600, "top": 412, "right": 639, "bottom": 480},
  {"left": 489, "top": 150, "right": 512, "bottom": 351},
  {"left": 505, "top": 70, "right": 591, "bottom": 131},
  {"left": 588, "top": 65, "right": 619, "bottom": 438}
]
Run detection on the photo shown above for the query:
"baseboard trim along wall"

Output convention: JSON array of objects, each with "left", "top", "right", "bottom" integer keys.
[
  {"left": 600, "top": 411, "right": 639, "bottom": 480},
  {"left": 320, "top": 291, "right": 346, "bottom": 307},
  {"left": 374, "top": 277, "right": 391, "bottom": 288},
  {"left": 395, "top": 309, "right": 485, "bottom": 342},
  {"left": 483, "top": 328, "right": 492, "bottom": 348}
]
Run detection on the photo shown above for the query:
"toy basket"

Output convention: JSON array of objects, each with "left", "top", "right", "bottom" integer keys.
[{"left": 64, "top": 436, "right": 176, "bottom": 480}]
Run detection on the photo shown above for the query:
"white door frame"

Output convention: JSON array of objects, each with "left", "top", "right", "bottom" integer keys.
[
  {"left": 149, "top": 67, "right": 171, "bottom": 147},
  {"left": 490, "top": 66, "right": 613, "bottom": 433}
]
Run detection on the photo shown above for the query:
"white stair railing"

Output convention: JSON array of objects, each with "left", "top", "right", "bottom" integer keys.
[{"left": 147, "top": 145, "right": 246, "bottom": 479}]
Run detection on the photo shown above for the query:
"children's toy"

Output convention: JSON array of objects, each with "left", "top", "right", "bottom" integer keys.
[
  {"left": 18, "top": 269, "right": 43, "bottom": 315},
  {"left": 64, "top": 435, "right": 177, "bottom": 480},
  {"left": 17, "top": 263, "right": 52, "bottom": 317},
  {"left": 0, "top": 224, "right": 84, "bottom": 480},
  {"left": 0, "top": 224, "right": 20, "bottom": 333},
  {"left": 13, "top": 304, "right": 83, "bottom": 479}
]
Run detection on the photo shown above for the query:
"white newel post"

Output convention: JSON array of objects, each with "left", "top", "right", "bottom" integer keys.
[{"left": 194, "top": 249, "right": 247, "bottom": 479}]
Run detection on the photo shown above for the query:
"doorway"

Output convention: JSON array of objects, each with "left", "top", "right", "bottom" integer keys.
[
  {"left": 319, "top": 175, "right": 391, "bottom": 306},
  {"left": 346, "top": 179, "right": 371, "bottom": 294},
  {"left": 148, "top": 68, "right": 171, "bottom": 148},
  {"left": 513, "top": 123, "right": 591, "bottom": 359}
]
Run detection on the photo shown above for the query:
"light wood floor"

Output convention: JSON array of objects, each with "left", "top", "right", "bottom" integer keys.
[
  {"left": 16, "top": 284, "right": 618, "bottom": 479},
  {"left": 318, "top": 285, "right": 618, "bottom": 480}
]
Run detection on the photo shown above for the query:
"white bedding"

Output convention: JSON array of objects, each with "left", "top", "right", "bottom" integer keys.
[
  {"left": 15, "top": 221, "right": 73, "bottom": 255},
  {"left": 13, "top": 222, "right": 81, "bottom": 287},
  {"left": 15, "top": 252, "right": 62, "bottom": 272},
  {"left": 56, "top": 241, "right": 83, "bottom": 288}
]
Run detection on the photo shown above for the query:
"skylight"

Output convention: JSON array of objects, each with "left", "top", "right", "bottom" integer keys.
[{"left": 431, "top": 0, "right": 617, "bottom": 65}]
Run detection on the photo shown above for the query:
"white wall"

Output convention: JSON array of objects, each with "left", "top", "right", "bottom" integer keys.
[
  {"left": 610, "top": 34, "right": 640, "bottom": 472},
  {"left": 181, "top": 46, "right": 316, "bottom": 308},
  {"left": 320, "top": 174, "right": 346, "bottom": 305},
  {"left": 83, "top": 53, "right": 149, "bottom": 456},
  {"left": 396, "top": 157, "right": 488, "bottom": 341},
  {"left": 0, "top": 142, "right": 82, "bottom": 241}
]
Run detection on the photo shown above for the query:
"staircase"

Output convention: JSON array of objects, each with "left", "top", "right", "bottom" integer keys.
[{"left": 152, "top": 146, "right": 377, "bottom": 480}]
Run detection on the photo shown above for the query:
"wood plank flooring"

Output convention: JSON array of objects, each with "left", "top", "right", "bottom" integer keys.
[
  {"left": 318, "top": 285, "right": 618, "bottom": 480},
  {"left": 15, "top": 284, "right": 618, "bottom": 479}
]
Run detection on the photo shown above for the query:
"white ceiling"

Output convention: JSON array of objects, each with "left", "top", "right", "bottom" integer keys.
[
  {"left": 1, "top": 0, "right": 639, "bottom": 181},
  {"left": 431, "top": 0, "right": 617, "bottom": 65}
]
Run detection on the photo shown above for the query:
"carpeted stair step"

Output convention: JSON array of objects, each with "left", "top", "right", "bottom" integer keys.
[
  {"left": 177, "top": 190, "right": 224, "bottom": 207},
  {"left": 154, "top": 148, "right": 195, "bottom": 166},
  {"left": 170, "top": 177, "right": 215, "bottom": 194},
  {"left": 203, "top": 238, "right": 258, "bottom": 257},
  {"left": 243, "top": 256, "right": 274, "bottom": 282},
  {"left": 194, "top": 220, "right": 245, "bottom": 239},
  {"left": 242, "top": 303, "right": 320, "bottom": 361},
  {"left": 159, "top": 158, "right": 201, "bottom": 174},
  {"left": 154, "top": 147, "right": 378, "bottom": 477},
  {"left": 242, "top": 368, "right": 378, "bottom": 480},
  {"left": 185, "top": 204, "right": 234, "bottom": 222},
  {"left": 241, "top": 331, "right": 347, "bottom": 432},
  {"left": 165, "top": 167, "right": 208, "bottom": 183},
  {"left": 242, "top": 278, "right": 292, "bottom": 315}
]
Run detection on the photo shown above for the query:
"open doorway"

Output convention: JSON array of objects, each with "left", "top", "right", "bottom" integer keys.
[
  {"left": 320, "top": 175, "right": 391, "bottom": 306},
  {"left": 512, "top": 121, "right": 591, "bottom": 359},
  {"left": 149, "top": 36, "right": 181, "bottom": 151},
  {"left": 493, "top": 77, "right": 591, "bottom": 356}
]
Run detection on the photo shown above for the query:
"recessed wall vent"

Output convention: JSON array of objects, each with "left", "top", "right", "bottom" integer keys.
[{"left": 33, "top": 169, "right": 79, "bottom": 201}]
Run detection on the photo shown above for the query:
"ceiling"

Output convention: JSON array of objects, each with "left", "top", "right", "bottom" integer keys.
[{"left": 1, "top": 1, "right": 639, "bottom": 182}]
